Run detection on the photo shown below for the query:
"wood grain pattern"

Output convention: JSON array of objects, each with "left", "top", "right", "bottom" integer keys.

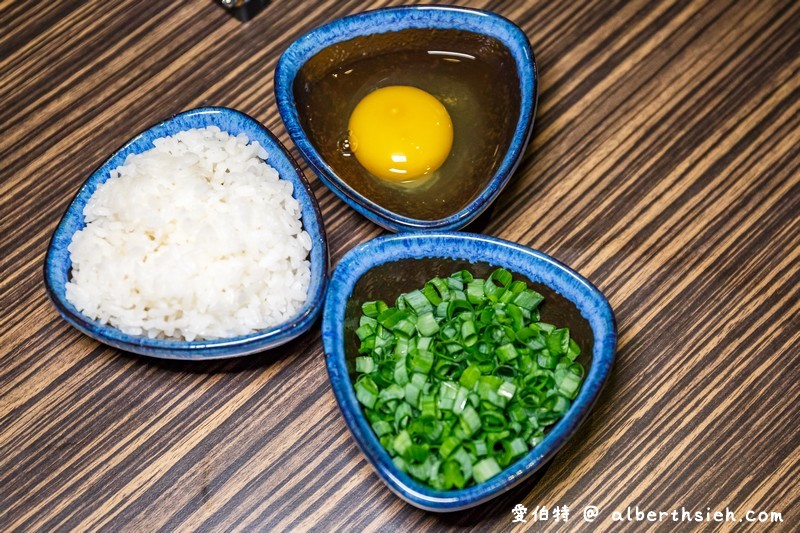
[{"left": 1, "top": 0, "right": 798, "bottom": 530}]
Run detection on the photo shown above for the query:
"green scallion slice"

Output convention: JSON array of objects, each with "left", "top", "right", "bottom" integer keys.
[{"left": 352, "top": 268, "right": 586, "bottom": 490}]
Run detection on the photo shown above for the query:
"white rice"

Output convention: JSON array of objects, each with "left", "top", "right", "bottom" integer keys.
[{"left": 65, "top": 126, "right": 313, "bottom": 341}]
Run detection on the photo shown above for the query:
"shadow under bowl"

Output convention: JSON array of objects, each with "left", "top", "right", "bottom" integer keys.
[
  {"left": 322, "top": 232, "right": 616, "bottom": 511},
  {"left": 275, "top": 5, "right": 538, "bottom": 232},
  {"left": 44, "top": 107, "right": 329, "bottom": 360}
]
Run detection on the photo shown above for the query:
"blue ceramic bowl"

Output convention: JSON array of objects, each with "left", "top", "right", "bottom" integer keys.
[
  {"left": 322, "top": 232, "right": 616, "bottom": 511},
  {"left": 44, "top": 107, "right": 329, "bottom": 360},
  {"left": 275, "top": 6, "right": 537, "bottom": 232}
]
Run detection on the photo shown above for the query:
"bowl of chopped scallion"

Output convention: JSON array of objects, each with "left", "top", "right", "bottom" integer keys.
[{"left": 322, "top": 232, "right": 616, "bottom": 511}]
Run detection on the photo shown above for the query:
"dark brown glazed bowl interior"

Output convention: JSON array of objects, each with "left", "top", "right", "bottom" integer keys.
[
  {"left": 292, "top": 28, "right": 522, "bottom": 221},
  {"left": 342, "top": 257, "right": 594, "bottom": 376}
]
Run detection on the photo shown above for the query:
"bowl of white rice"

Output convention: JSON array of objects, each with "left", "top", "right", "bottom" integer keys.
[{"left": 44, "top": 107, "right": 328, "bottom": 359}]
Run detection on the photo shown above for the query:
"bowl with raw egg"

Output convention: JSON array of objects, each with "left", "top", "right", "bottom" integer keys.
[{"left": 275, "top": 5, "right": 537, "bottom": 232}]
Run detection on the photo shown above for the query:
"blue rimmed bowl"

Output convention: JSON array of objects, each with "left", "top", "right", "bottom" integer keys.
[
  {"left": 44, "top": 107, "right": 329, "bottom": 360},
  {"left": 275, "top": 5, "right": 538, "bottom": 232},
  {"left": 322, "top": 232, "right": 615, "bottom": 511}
]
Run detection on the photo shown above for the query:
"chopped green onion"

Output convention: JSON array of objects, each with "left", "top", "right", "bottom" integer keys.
[
  {"left": 355, "top": 356, "right": 375, "bottom": 374},
  {"left": 537, "top": 352, "right": 559, "bottom": 369},
  {"left": 537, "top": 322, "right": 556, "bottom": 334},
  {"left": 506, "top": 304, "right": 524, "bottom": 330},
  {"left": 416, "top": 312, "right": 440, "bottom": 336},
  {"left": 513, "top": 289, "right": 544, "bottom": 311},
  {"left": 547, "top": 328, "right": 570, "bottom": 355},
  {"left": 417, "top": 336, "right": 433, "bottom": 352},
  {"left": 558, "top": 372, "right": 582, "bottom": 399},
  {"left": 466, "top": 279, "right": 485, "bottom": 304},
  {"left": 404, "top": 289, "right": 433, "bottom": 315},
  {"left": 379, "top": 384, "right": 404, "bottom": 402},
  {"left": 473, "top": 439, "right": 488, "bottom": 456},
  {"left": 392, "top": 318, "right": 417, "bottom": 338},
  {"left": 372, "top": 420, "right": 393, "bottom": 437},
  {"left": 459, "top": 364, "right": 482, "bottom": 390},
  {"left": 443, "top": 460, "right": 466, "bottom": 489},
  {"left": 393, "top": 456, "right": 407, "bottom": 471},
  {"left": 352, "top": 268, "right": 585, "bottom": 490},
  {"left": 420, "top": 394, "right": 438, "bottom": 417},
  {"left": 567, "top": 338, "right": 581, "bottom": 361},
  {"left": 393, "top": 430, "right": 412, "bottom": 456},
  {"left": 473, "top": 457, "right": 502, "bottom": 483},
  {"left": 378, "top": 308, "right": 403, "bottom": 329},
  {"left": 394, "top": 336, "right": 409, "bottom": 357},
  {"left": 411, "top": 372, "right": 427, "bottom": 388},
  {"left": 446, "top": 298, "right": 473, "bottom": 320},
  {"left": 439, "top": 435, "right": 461, "bottom": 458},
  {"left": 481, "top": 409, "right": 508, "bottom": 431},
  {"left": 404, "top": 383, "right": 421, "bottom": 408},
  {"left": 452, "top": 385, "right": 470, "bottom": 415},
  {"left": 362, "top": 300, "right": 387, "bottom": 318},
  {"left": 497, "top": 381, "right": 516, "bottom": 402},
  {"left": 359, "top": 315, "right": 377, "bottom": 328},
  {"left": 496, "top": 342, "right": 518, "bottom": 362},
  {"left": 446, "top": 276, "right": 464, "bottom": 291},
  {"left": 461, "top": 320, "right": 478, "bottom": 347},
  {"left": 395, "top": 402, "right": 413, "bottom": 429},
  {"left": 437, "top": 381, "right": 458, "bottom": 410},
  {"left": 354, "top": 376, "right": 379, "bottom": 409},
  {"left": 422, "top": 278, "right": 449, "bottom": 305},
  {"left": 410, "top": 349, "right": 434, "bottom": 374},
  {"left": 459, "top": 405, "right": 482, "bottom": 436},
  {"left": 501, "top": 437, "right": 528, "bottom": 465},
  {"left": 355, "top": 323, "right": 374, "bottom": 341}
]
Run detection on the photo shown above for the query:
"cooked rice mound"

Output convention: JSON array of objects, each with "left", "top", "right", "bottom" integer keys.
[{"left": 65, "top": 126, "right": 313, "bottom": 341}]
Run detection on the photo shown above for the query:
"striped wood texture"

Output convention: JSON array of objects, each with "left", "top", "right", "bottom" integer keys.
[{"left": 1, "top": 0, "right": 798, "bottom": 531}]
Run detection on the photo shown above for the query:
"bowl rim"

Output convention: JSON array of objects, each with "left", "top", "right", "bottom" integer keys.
[
  {"left": 322, "top": 232, "right": 616, "bottom": 510},
  {"left": 275, "top": 5, "right": 538, "bottom": 232},
  {"left": 43, "top": 106, "right": 329, "bottom": 359}
]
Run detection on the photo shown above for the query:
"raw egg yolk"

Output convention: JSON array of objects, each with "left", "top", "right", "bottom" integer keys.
[{"left": 348, "top": 86, "right": 453, "bottom": 182}]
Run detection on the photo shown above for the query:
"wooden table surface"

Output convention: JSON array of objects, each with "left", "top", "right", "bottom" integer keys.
[{"left": 2, "top": 0, "right": 798, "bottom": 530}]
